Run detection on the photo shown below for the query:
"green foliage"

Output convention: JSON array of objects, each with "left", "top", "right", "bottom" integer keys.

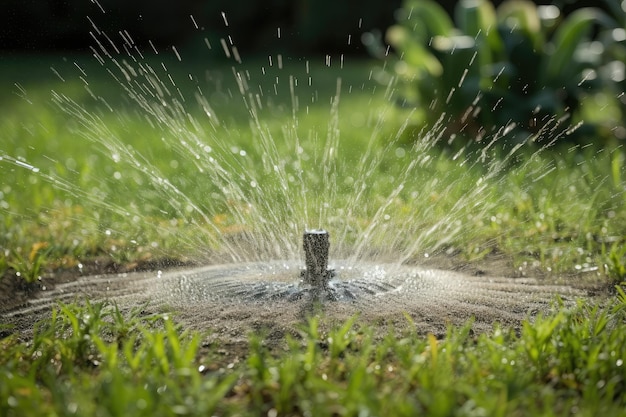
[
  {"left": 2, "top": 298, "right": 626, "bottom": 415},
  {"left": 381, "top": 0, "right": 619, "bottom": 145},
  {"left": 0, "top": 301, "right": 235, "bottom": 417},
  {"left": 7, "top": 244, "right": 50, "bottom": 283},
  {"left": 238, "top": 295, "right": 626, "bottom": 415},
  {"left": 595, "top": 0, "right": 626, "bottom": 139},
  {"left": 605, "top": 242, "right": 626, "bottom": 282},
  {"left": 0, "top": 251, "right": 8, "bottom": 279},
  {"left": 2, "top": 55, "right": 624, "bottom": 279}
]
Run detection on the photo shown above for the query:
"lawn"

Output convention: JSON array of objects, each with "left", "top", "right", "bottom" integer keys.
[
  {"left": 1, "top": 52, "right": 624, "bottom": 277},
  {"left": 1, "top": 49, "right": 626, "bottom": 416},
  {"left": 1, "top": 294, "right": 626, "bottom": 416}
]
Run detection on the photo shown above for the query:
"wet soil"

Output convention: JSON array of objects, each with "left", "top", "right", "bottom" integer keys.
[{"left": 0, "top": 253, "right": 612, "bottom": 355}]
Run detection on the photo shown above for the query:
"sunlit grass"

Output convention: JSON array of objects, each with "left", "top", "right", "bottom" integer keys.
[
  {"left": 1, "top": 294, "right": 626, "bottom": 416},
  {"left": 0, "top": 54, "right": 625, "bottom": 279},
  {"left": 1, "top": 52, "right": 626, "bottom": 417}
]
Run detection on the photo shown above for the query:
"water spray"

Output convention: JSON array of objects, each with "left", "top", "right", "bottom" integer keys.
[{"left": 301, "top": 229, "right": 335, "bottom": 296}]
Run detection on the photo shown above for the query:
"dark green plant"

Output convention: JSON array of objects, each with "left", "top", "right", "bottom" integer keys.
[
  {"left": 595, "top": 0, "right": 626, "bottom": 140},
  {"left": 377, "top": 0, "right": 616, "bottom": 146},
  {"left": 0, "top": 251, "right": 7, "bottom": 280},
  {"left": 8, "top": 244, "right": 51, "bottom": 283},
  {"left": 605, "top": 241, "right": 626, "bottom": 282}
]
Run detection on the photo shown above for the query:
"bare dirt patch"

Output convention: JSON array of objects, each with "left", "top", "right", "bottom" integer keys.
[{"left": 0, "top": 253, "right": 611, "bottom": 351}]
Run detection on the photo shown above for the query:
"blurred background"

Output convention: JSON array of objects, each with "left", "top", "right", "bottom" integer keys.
[
  {"left": 1, "top": 0, "right": 623, "bottom": 144},
  {"left": 0, "top": 0, "right": 610, "bottom": 55}
]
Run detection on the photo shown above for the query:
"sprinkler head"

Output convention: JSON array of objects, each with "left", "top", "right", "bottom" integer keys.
[{"left": 302, "top": 229, "right": 333, "bottom": 292}]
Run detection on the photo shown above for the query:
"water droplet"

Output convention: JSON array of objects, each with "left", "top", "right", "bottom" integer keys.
[{"left": 136, "top": 399, "right": 147, "bottom": 410}]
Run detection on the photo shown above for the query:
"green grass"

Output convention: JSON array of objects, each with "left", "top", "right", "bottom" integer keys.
[
  {"left": 0, "top": 53, "right": 624, "bottom": 278},
  {"left": 1, "top": 53, "right": 626, "bottom": 415},
  {"left": 1, "top": 294, "right": 626, "bottom": 416},
  {"left": 0, "top": 53, "right": 401, "bottom": 271}
]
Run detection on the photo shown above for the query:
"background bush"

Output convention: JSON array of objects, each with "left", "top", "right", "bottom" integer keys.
[{"left": 376, "top": 0, "right": 624, "bottom": 147}]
